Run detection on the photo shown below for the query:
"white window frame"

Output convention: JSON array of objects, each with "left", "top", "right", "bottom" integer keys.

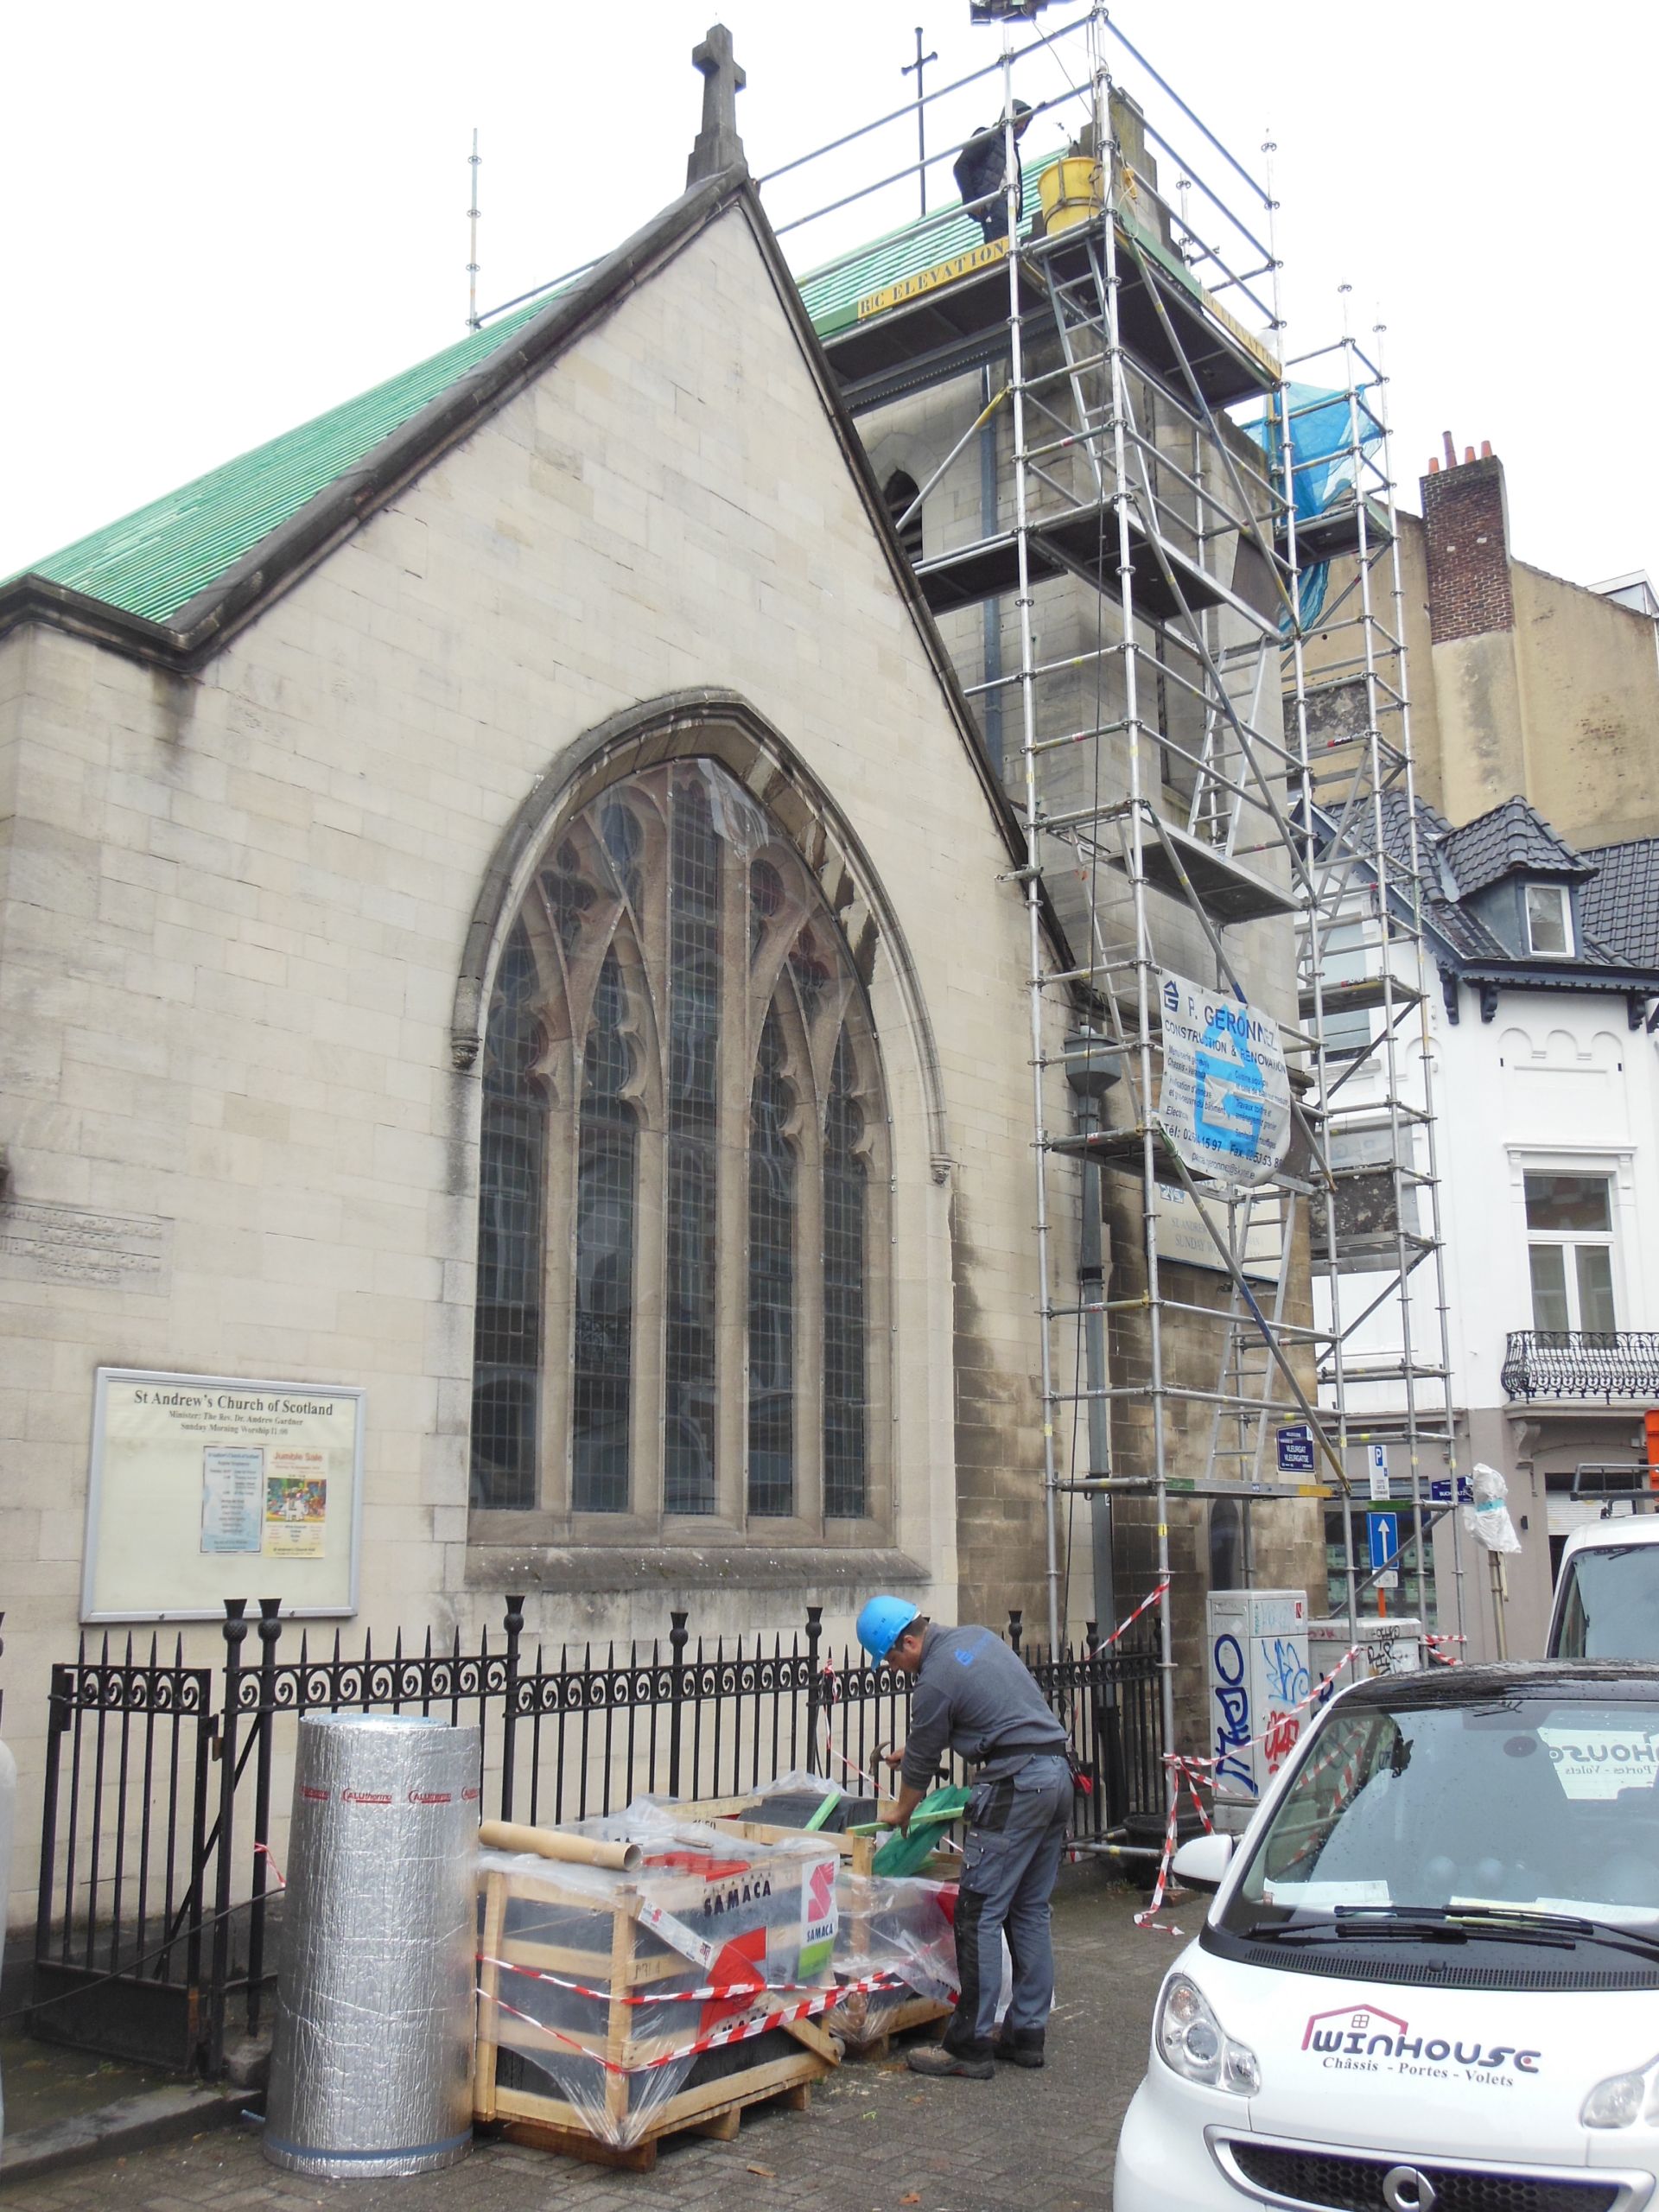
[
  {"left": 1524, "top": 881, "right": 1573, "bottom": 957},
  {"left": 1510, "top": 1149, "right": 1630, "bottom": 1338}
]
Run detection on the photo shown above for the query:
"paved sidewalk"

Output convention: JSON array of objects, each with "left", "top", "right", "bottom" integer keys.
[{"left": 0, "top": 1874, "right": 1176, "bottom": 2212}]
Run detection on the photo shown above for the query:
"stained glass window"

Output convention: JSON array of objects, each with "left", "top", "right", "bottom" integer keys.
[
  {"left": 664, "top": 772, "right": 721, "bottom": 1514},
  {"left": 823, "top": 1027, "right": 868, "bottom": 1517},
  {"left": 470, "top": 920, "right": 546, "bottom": 1509},
  {"left": 747, "top": 1007, "right": 795, "bottom": 1516},
  {"left": 469, "top": 757, "right": 885, "bottom": 1535},
  {"left": 572, "top": 949, "right": 636, "bottom": 1511}
]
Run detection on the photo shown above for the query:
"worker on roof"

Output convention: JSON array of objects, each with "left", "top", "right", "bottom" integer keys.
[
  {"left": 856, "top": 1594, "right": 1071, "bottom": 2080},
  {"left": 952, "top": 100, "right": 1034, "bottom": 243}
]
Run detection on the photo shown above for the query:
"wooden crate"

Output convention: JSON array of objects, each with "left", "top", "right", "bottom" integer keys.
[
  {"left": 677, "top": 1791, "right": 883, "bottom": 1874},
  {"left": 678, "top": 1792, "right": 955, "bottom": 2055},
  {"left": 475, "top": 1848, "right": 836, "bottom": 2172}
]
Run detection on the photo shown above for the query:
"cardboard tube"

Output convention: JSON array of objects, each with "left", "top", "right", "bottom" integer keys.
[{"left": 478, "top": 1819, "right": 642, "bottom": 1872}]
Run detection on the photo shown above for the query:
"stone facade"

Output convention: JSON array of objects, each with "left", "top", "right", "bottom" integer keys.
[{"left": 0, "top": 191, "right": 1077, "bottom": 1924}]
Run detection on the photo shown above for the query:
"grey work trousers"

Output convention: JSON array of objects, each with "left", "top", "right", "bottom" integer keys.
[{"left": 944, "top": 1751, "right": 1072, "bottom": 2056}]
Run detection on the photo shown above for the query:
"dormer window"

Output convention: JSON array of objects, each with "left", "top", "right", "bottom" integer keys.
[{"left": 1524, "top": 882, "right": 1572, "bottom": 957}]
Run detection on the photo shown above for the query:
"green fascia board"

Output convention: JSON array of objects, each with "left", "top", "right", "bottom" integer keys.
[
  {"left": 798, "top": 150, "right": 1064, "bottom": 338},
  {"left": 9, "top": 288, "right": 566, "bottom": 626}
]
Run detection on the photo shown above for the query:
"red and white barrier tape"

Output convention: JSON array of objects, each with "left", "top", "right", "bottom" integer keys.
[
  {"left": 1132, "top": 1754, "right": 1214, "bottom": 1935},
  {"left": 1096, "top": 1575, "right": 1172, "bottom": 1650},
  {"left": 480, "top": 1955, "right": 905, "bottom": 2007},
  {"left": 253, "top": 1842, "right": 286, "bottom": 1890},
  {"left": 1176, "top": 1642, "right": 1363, "bottom": 1777},
  {"left": 483, "top": 1980, "right": 852, "bottom": 2075},
  {"left": 1133, "top": 1643, "right": 1363, "bottom": 1937}
]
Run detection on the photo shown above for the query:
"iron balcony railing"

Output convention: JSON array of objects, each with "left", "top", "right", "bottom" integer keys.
[{"left": 1502, "top": 1331, "right": 1659, "bottom": 1402}]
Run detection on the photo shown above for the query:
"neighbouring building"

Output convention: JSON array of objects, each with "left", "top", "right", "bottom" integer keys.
[
  {"left": 1306, "top": 438, "right": 1659, "bottom": 849},
  {"left": 1318, "top": 792, "right": 1659, "bottom": 1659}
]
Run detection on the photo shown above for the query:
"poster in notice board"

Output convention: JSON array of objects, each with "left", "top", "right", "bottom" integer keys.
[{"left": 82, "top": 1368, "right": 365, "bottom": 1622}]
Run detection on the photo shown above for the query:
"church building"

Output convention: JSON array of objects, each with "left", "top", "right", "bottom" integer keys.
[{"left": 0, "top": 30, "right": 1090, "bottom": 1912}]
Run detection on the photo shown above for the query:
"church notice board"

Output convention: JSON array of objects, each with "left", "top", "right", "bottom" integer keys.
[{"left": 82, "top": 1368, "right": 365, "bottom": 1623}]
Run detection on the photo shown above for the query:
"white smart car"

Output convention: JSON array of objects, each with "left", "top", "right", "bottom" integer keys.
[
  {"left": 1549, "top": 1517, "right": 1659, "bottom": 1660},
  {"left": 1115, "top": 1662, "right": 1659, "bottom": 2211}
]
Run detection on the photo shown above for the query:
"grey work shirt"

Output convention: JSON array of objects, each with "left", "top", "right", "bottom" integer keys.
[{"left": 899, "top": 1623, "right": 1068, "bottom": 1792}]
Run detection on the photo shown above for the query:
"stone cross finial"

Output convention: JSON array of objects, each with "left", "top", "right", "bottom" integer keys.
[{"left": 687, "top": 22, "right": 747, "bottom": 185}]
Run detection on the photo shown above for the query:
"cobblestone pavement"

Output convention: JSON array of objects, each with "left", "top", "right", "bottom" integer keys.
[{"left": 0, "top": 1874, "right": 1175, "bottom": 2212}]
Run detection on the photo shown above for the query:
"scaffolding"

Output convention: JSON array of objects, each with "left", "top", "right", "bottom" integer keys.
[
  {"left": 760, "top": 1, "right": 1476, "bottom": 1784},
  {"left": 460, "top": 2, "right": 1475, "bottom": 1789},
  {"left": 1281, "top": 331, "right": 1469, "bottom": 1648}
]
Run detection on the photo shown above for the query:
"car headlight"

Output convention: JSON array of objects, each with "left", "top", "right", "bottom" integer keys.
[
  {"left": 1155, "top": 1972, "right": 1260, "bottom": 2095},
  {"left": 1583, "top": 2055, "right": 1659, "bottom": 2129}
]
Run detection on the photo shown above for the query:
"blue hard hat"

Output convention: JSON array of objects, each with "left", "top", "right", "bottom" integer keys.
[{"left": 855, "top": 1595, "right": 920, "bottom": 1662}]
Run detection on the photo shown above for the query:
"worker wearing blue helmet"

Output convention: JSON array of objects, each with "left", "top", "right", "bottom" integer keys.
[{"left": 855, "top": 1593, "right": 1071, "bottom": 2081}]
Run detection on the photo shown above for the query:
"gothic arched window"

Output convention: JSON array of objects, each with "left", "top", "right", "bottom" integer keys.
[{"left": 469, "top": 758, "right": 890, "bottom": 1538}]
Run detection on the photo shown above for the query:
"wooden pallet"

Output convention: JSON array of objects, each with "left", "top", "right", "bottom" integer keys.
[
  {"left": 475, "top": 1849, "right": 836, "bottom": 2169},
  {"left": 486, "top": 2073, "right": 814, "bottom": 2173},
  {"left": 836, "top": 1986, "right": 953, "bottom": 2057}
]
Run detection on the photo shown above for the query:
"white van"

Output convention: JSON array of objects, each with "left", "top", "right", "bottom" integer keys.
[
  {"left": 1548, "top": 1516, "right": 1659, "bottom": 1660},
  {"left": 1114, "top": 1662, "right": 1659, "bottom": 2211}
]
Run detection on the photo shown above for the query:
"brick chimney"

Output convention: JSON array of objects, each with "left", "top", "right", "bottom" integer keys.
[
  {"left": 1419, "top": 435, "right": 1525, "bottom": 821},
  {"left": 1421, "top": 436, "right": 1513, "bottom": 644}
]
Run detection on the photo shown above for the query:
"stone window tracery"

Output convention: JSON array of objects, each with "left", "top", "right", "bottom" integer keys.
[{"left": 469, "top": 757, "right": 889, "bottom": 1538}]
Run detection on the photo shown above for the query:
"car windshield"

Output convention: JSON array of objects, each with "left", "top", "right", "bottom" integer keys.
[
  {"left": 1222, "top": 1692, "right": 1659, "bottom": 1936},
  {"left": 1554, "top": 1546, "right": 1659, "bottom": 1661}
]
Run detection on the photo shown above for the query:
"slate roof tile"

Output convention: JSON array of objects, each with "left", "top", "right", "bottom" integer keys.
[
  {"left": 1326, "top": 791, "right": 1656, "bottom": 976},
  {"left": 1438, "top": 794, "right": 1592, "bottom": 896},
  {"left": 1580, "top": 838, "right": 1659, "bottom": 969}
]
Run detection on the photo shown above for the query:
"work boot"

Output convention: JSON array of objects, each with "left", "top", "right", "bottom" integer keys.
[
  {"left": 993, "top": 2026, "right": 1046, "bottom": 2069},
  {"left": 906, "top": 2041, "right": 995, "bottom": 2080}
]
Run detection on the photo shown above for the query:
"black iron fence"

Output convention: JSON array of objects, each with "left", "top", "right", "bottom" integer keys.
[
  {"left": 1503, "top": 1329, "right": 1659, "bottom": 1402},
  {"left": 31, "top": 1598, "right": 1161, "bottom": 2078}
]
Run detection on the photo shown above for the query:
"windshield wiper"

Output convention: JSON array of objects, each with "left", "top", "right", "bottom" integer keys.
[
  {"left": 1244, "top": 1905, "right": 1659, "bottom": 1961},
  {"left": 1444, "top": 1909, "right": 1659, "bottom": 1964},
  {"left": 1243, "top": 1915, "right": 1468, "bottom": 1945}
]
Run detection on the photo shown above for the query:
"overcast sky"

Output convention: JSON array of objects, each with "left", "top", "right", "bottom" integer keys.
[{"left": 5, "top": 3, "right": 1655, "bottom": 594}]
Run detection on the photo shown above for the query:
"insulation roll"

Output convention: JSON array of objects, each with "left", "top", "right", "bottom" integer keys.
[{"left": 264, "top": 1714, "right": 480, "bottom": 2177}]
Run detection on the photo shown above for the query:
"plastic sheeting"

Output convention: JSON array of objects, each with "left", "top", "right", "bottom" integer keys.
[
  {"left": 833, "top": 1872, "right": 959, "bottom": 2050},
  {"left": 264, "top": 1715, "right": 480, "bottom": 2178},
  {"left": 621, "top": 1775, "right": 961, "bottom": 2052},
  {"left": 1246, "top": 381, "right": 1384, "bottom": 629},
  {"left": 479, "top": 1802, "right": 842, "bottom": 2149},
  {"left": 1464, "top": 1461, "right": 1522, "bottom": 1556}
]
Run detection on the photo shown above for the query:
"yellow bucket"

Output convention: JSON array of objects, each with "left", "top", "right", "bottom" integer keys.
[{"left": 1038, "top": 156, "right": 1104, "bottom": 235}]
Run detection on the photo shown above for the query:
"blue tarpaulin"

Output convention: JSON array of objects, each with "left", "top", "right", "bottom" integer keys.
[{"left": 1247, "top": 382, "right": 1384, "bottom": 628}]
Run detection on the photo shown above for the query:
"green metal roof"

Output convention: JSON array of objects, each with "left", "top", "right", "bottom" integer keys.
[
  {"left": 798, "top": 151, "right": 1062, "bottom": 338},
  {"left": 10, "top": 289, "right": 561, "bottom": 626},
  {"left": 14, "top": 156, "right": 1204, "bottom": 633}
]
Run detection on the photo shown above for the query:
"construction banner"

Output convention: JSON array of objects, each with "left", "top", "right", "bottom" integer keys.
[{"left": 1156, "top": 969, "right": 1291, "bottom": 1189}]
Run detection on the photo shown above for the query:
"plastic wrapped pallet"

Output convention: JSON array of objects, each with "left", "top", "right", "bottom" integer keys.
[
  {"left": 832, "top": 1872, "right": 958, "bottom": 2050},
  {"left": 649, "top": 1770, "right": 960, "bottom": 2052},
  {"left": 264, "top": 1714, "right": 480, "bottom": 2177},
  {"left": 476, "top": 1804, "right": 841, "bottom": 2150}
]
